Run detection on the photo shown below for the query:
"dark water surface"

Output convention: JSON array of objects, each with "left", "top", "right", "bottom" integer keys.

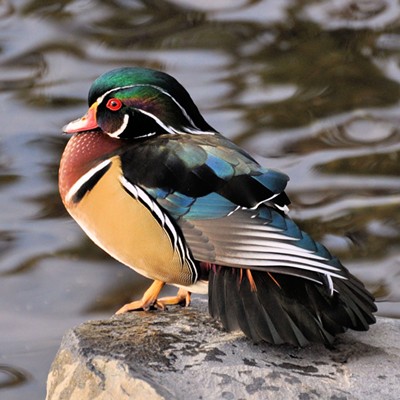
[{"left": 1, "top": 0, "right": 400, "bottom": 398}]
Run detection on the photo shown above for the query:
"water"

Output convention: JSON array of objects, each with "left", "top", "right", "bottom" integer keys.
[{"left": 1, "top": 0, "right": 399, "bottom": 398}]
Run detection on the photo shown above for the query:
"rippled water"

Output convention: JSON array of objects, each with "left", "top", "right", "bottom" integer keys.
[{"left": 1, "top": 0, "right": 400, "bottom": 398}]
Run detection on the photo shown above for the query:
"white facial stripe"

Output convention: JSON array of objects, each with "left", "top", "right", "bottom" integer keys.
[
  {"left": 65, "top": 159, "right": 112, "bottom": 203},
  {"left": 97, "top": 86, "right": 128, "bottom": 104},
  {"left": 97, "top": 83, "right": 195, "bottom": 123},
  {"left": 107, "top": 114, "right": 129, "bottom": 138},
  {"left": 137, "top": 109, "right": 215, "bottom": 137},
  {"left": 145, "top": 84, "right": 199, "bottom": 129},
  {"left": 136, "top": 108, "right": 175, "bottom": 134},
  {"left": 96, "top": 83, "right": 215, "bottom": 135}
]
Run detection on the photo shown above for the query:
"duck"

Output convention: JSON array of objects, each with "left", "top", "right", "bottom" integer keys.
[{"left": 59, "top": 67, "right": 376, "bottom": 346}]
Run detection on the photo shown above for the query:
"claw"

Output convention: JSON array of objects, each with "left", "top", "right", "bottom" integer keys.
[
  {"left": 115, "top": 280, "right": 165, "bottom": 314},
  {"left": 115, "top": 281, "right": 192, "bottom": 315},
  {"left": 157, "top": 288, "right": 191, "bottom": 307}
]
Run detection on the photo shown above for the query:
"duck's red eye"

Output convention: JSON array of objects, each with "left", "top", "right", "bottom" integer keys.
[{"left": 106, "top": 98, "right": 122, "bottom": 111}]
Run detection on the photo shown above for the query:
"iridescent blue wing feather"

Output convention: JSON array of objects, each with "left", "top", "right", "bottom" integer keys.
[{"left": 121, "top": 133, "right": 290, "bottom": 220}]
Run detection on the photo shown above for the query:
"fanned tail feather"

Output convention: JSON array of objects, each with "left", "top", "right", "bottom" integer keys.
[{"left": 208, "top": 266, "right": 376, "bottom": 346}]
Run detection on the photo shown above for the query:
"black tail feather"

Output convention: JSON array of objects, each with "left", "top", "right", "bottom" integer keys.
[{"left": 208, "top": 266, "right": 376, "bottom": 346}]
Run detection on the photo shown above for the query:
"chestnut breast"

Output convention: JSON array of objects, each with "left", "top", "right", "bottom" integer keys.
[
  {"left": 59, "top": 131, "right": 123, "bottom": 202},
  {"left": 58, "top": 131, "right": 195, "bottom": 286}
]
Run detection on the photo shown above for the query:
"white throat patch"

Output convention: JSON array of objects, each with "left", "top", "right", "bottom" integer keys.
[{"left": 107, "top": 114, "right": 129, "bottom": 138}]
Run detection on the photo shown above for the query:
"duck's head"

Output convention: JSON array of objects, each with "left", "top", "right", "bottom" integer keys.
[{"left": 63, "top": 67, "right": 216, "bottom": 139}]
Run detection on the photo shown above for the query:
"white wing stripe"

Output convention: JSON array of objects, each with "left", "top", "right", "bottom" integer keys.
[
  {"left": 215, "top": 252, "right": 339, "bottom": 271},
  {"left": 214, "top": 257, "right": 345, "bottom": 279},
  {"left": 209, "top": 238, "right": 320, "bottom": 255},
  {"left": 215, "top": 245, "right": 327, "bottom": 261},
  {"left": 119, "top": 176, "right": 198, "bottom": 281},
  {"left": 211, "top": 222, "right": 284, "bottom": 232}
]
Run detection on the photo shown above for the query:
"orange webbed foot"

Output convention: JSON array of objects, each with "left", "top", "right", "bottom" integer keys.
[
  {"left": 157, "top": 288, "right": 191, "bottom": 308},
  {"left": 115, "top": 281, "right": 191, "bottom": 315},
  {"left": 115, "top": 280, "right": 165, "bottom": 314}
]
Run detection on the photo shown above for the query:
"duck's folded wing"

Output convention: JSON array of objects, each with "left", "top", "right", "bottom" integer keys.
[
  {"left": 178, "top": 206, "right": 376, "bottom": 344},
  {"left": 179, "top": 205, "right": 349, "bottom": 290}
]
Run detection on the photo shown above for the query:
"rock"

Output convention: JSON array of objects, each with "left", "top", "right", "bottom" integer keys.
[{"left": 46, "top": 299, "right": 400, "bottom": 400}]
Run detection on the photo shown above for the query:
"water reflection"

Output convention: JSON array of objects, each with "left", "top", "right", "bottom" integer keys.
[
  {"left": 1, "top": 0, "right": 399, "bottom": 399},
  {"left": 303, "top": 0, "right": 400, "bottom": 30},
  {"left": 0, "top": 365, "right": 30, "bottom": 389}
]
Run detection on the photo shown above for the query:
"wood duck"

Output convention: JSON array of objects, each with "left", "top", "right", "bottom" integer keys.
[{"left": 59, "top": 67, "right": 376, "bottom": 346}]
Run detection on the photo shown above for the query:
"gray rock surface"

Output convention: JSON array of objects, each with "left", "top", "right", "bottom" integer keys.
[{"left": 46, "top": 299, "right": 400, "bottom": 400}]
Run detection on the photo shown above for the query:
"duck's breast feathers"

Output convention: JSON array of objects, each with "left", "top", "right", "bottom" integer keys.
[{"left": 59, "top": 131, "right": 123, "bottom": 202}]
